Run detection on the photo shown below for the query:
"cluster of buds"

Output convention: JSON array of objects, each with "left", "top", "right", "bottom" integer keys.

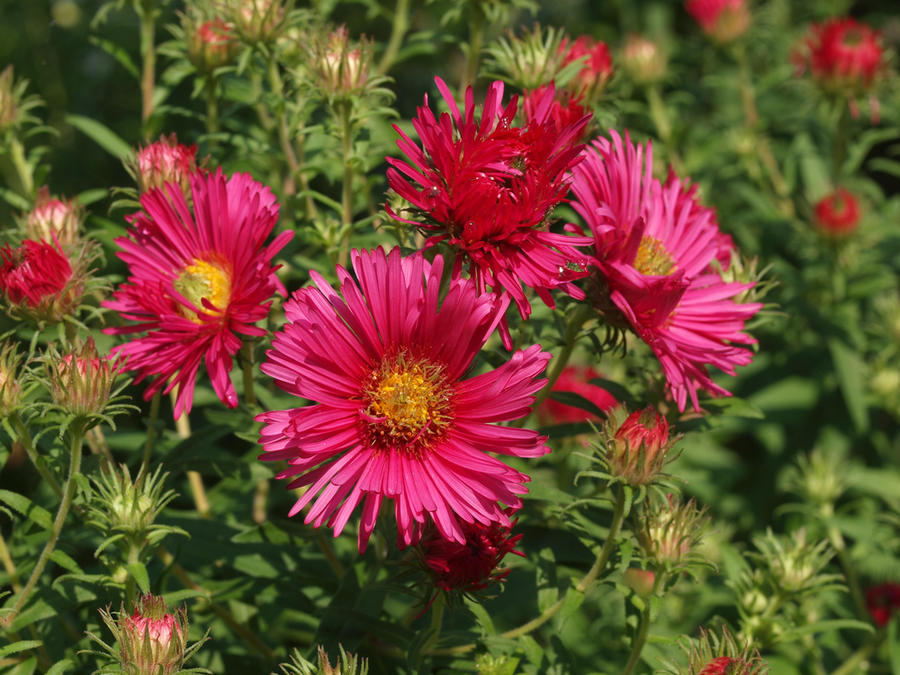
[
  {"left": 600, "top": 405, "right": 677, "bottom": 487},
  {"left": 94, "top": 594, "right": 205, "bottom": 675},
  {"left": 131, "top": 134, "right": 199, "bottom": 199},
  {"left": 184, "top": 14, "right": 239, "bottom": 73},
  {"left": 751, "top": 529, "right": 836, "bottom": 595},
  {"left": 44, "top": 338, "right": 125, "bottom": 423},
  {"left": 226, "top": 0, "right": 288, "bottom": 44},
  {"left": 538, "top": 364, "right": 616, "bottom": 425},
  {"left": 0, "top": 340, "right": 24, "bottom": 418},
  {"left": 419, "top": 512, "right": 523, "bottom": 596},
  {"left": 313, "top": 26, "right": 372, "bottom": 98},
  {"left": 685, "top": 0, "right": 751, "bottom": 44},
  {"left": 794, "top": 17, "right": 885, "bottom": 100},
  {"left": 24, "top": 186, "right": 84, "bottom": 248},
  {"left": 622, "top": 35, "right": 667, "bottom": 85},
  {"left": 813, "top": 187, "right": 861, "bottom": 237},
  {"left": 660, "top": 626, "right": 767, "bottom": 675},
  {"left": 280, "top": 645, "right": 369, "bottom": 675},
  {"left": 474, "top": 653, "right": 520, "bottom": 675},
  {"left": 637, "top": 494, "right": 710, "bottom": 572}
]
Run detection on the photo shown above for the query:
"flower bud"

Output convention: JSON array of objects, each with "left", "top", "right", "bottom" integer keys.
[
  {"left": 0, "top": 65, "right": 17, "bottom": 133},
  {"left": 47, "top": 338, "right": 121, "bottom": 419},
  {"left": 281, "top": 645, "right": 369, "bottom": 675},
  {"left": 0, "top": 340, "right": 24, "bottom": 417},
  {"left": 475, "top": 653, "right": 520, "bottom": 675},
  {"left": 686, "top": 0, "right": 751, "bottom": 44},
  {"left": 133, "top": 134, "right": 199, "bottom": 199},
  {"left": 623, "top": 568, "right": 656, "bottom": 598},
  {"left": 604, "top": 405, "right": 674, "bottom": 486},
  {"left": 789, "top": 449, "right": 844, "bottom": 513},
  {"left": 667, "top": 626, "right": 767, "bottom": 675},
  {"left": 638, "top": 494, "right": 709, "bottom": 569},
  {"left": 186, "top": 16, "right": 238, "bottom": 72},
  {"left": 559, "top": 35, "right": 614, "bottom": 99},
  {"left": 622, "top": 35, "right": 667, "bottom": 85},
  {"left": 25, "top": 186, "right": 84, "bottom": 248},
  {"left": 814, "top": 187, "right": 860, "bottom": 237},
  {"left": 795, "top": 18, "right": 885, "bottom": 98},
  {"left": 0, "top": 238, "right": 80, "bottom": 324},
  {"left": 101, "top": 594, "right": 188, "bottom": 675},
  {"left": 229, "top": 0, "right": 287, "bottom": 44},
  {"left": 865, "top": 583, "right": 900, "bottom": 627},
  {"left": 89, "top": 464, "right": 180, "bottom": 544},
  {"left": 315, "top": 26, "right": 371, "bottom": 97},
  {"left": 754, "top": 528, "right": 833, "bottom": 594}
]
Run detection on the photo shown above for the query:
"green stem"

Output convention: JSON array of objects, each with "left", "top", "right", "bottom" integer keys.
[
  {"left": 432, "top": 485, "right": 628, "bottom": 654},
  {"left": 205, "top": 78, "right": 219, "bottom": 141},
  {"left": 137, "top": 393, "right": 161, "bottom": 487},
  {"left": 139, "top": 6, "right": 156, "bottom": 134},
  {"left": 376, "top": 0, "right": 410, "bottom": 76},
  {"left": 3, "top": 425, "right": 84, "bottom": 628},
  {"left": 831, "top": 101, "right": 850, "bottom": 180},
  {"left": 267, "top": 58, "right": 301, "bottom": 196},
  {"left": 124, "top": 540, "right": 141, "bottom": 610},
  {"left": 645, "top": 84, "right": 685, "bottom": 175},
  {"left": 317, "top": 534, "right": 345, "bottom": 580},
  {"left": 828, "top": 526, "right": 867, "bottom": 619},
  {"left": 337, "top": 100, "right": 355, "bottom": 268},
  {"left": 462, "top": 6, "right": 485, "bottom": 93},
  {"left": 622, "top": 583, "right": 655, "bottom": 675},
  {"left": 531, "top": 303, "right": 594, "bottom": 413},
  {"left": 8, "top": 137, "right": 33, "bottom": 200},
  {"left": 419, "top": 593, "right": 446, "bottom": 663},
  {"left": 8, "top": 413, "right": 62, "bottom": 499}
]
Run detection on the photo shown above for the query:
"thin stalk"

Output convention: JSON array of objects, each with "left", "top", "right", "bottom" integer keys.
[
  {"left": 376, "top": 0, "right": 410, "bottom": 76},
  {"left": 0, "top": 532, "right": 21, "bottom": 592},
  {"left": 139, "top": 6, "right": 156, "bottom": 133},
  {"left": 531, "top": 303, "right": 594, "bottom": 412},
  {"left": 419, "top": 593, "right": 446, "bottom": 665},
  {"left": 205, "top": 78, "right": 219, "bottom": 141},
  {"left": 461, "top": 5, "right": 485, "bottom": 94},
  {"left": 124, "top": 540, "right": 141, "bottom": 610},
  {"left": 828, "top": 525, "right": 867, "bottom": 619},
  {"left": 9, "top": 413, "right": 62, "bottom": 499},
  {"left": 3, "top": 425, "right": 84, "bottom": 627},
  {"left": 831, "top": 101, "right": 850, "bottom": 180},
  {"left": 86, "top": 426, "right": 115, "bottom": 473},
  {"left": 831, "top": 627, "right": 886, "bottom": 675},
  {"left": 645, "top": 84, "right": 685, "bottom": 175},
  {"left": 317, "top": 534, "right": 345, "bottom": 580},
  {"left": 8, "top": 137, "right": 33, "bottom": 199},
  {"left": 267, "top": 58, "right": 300, "bottom": 196},
  {"left": 336, "top": 100, "right": 355, "bottom": 267},
  {"left": 137, "top": 393, "right": 161, "bottom": 487},
  {"left": 622, "top": 586, "right": 654, "bottom": 675},
  {"left": 158, "top": 547, "right": 277, "bottom": 662},
  {"left": 170, "top": 390, "right": 210, "bottom": 517},
  {"left": 432, "top": 485, "right": 628, "bottom": 654}
]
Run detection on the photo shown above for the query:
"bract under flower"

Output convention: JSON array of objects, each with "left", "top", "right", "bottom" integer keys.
[{"left": 257, "top": 247, "right": 551, "bottom": 552}]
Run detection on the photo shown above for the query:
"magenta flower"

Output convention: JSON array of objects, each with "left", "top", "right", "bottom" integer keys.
[
  {"left": 103, "top": 169, "right": 292, "bottom": 418},
  {"left": 386, "top": 77, "right": 591, "bottom": 344},
  {"left": 570, "top": 131, "right": 762, "bottom": 411},
  {"left": 257, "top": 247, "right": 551, "bottom": 551}
]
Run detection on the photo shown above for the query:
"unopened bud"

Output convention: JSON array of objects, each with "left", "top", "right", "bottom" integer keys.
[
  {"left": 686, "top": 0, "right": 751, "bottom": 44},
  {"left": 0, "top": 238, "right": 81, "bottom": 324},
  {"left": 315, "top": 26, "right": 371, "bottom": 97},
  {"left": 186, "top": 16, "right": 238, "bottom": 72},
  {"left": 0, "top": 66, "right": 19, "bottom": 133},
  {"left": 0, "top": 341, "right": 24, "bottom": 417},
  {"left": 25, "top": 186, "right": 83, "bottom": 248},
  {"left": 814, "top": 187, "right": 861, "bottom": 237},
  {"left": 623, "top": 568, "right": 656, "bottom": 598},
  {"left": 133, "top": 134, "right": 199, "bottom": 199},
  {"left": 622, "top": 35, "right": 667, "bottom": 85},
  {"left": 100, "top": 594, "right": 190, "bottom": 675},
  {"left": 604, "top": 405, "right": 675, "bottom": 486},
  {"left": 229, "top": 0, "right": 286, "bottom": 44},
  {"left": 639, "top": 494, "right": 709, "bottom": 569},
  {"left": 47, "top": 338, "right": 121, "bottom": 419}
]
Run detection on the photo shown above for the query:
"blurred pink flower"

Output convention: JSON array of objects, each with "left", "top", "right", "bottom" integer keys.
[
  {"left": 537, "top": 364, "right": 616, "bottom": 423},
  {"left": 257, "top": 247, "right": 550, "bottom": 551},
  {"left": 686, "top": 0, "right": 750, "bottom": 42}
]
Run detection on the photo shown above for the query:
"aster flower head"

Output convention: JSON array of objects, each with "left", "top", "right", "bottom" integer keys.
[
  {"left": 421, "top": 510, "right": 524, "bottom": 595},
  {"left": 386, "top": 77, "right": 591, "bottom": 345},
  {"left": 813, "top": 187, "right": 860, "bottom": 237},
  {"left": 45, "top": 337, "right": 125, "bottom": 422},
  {"left": 795, "top": 17, "right": 885, "bottom": 100},
  {"left": 685, "top": 0, "right": 751, "bottom": 43},
  {"left": 103, "top": 169, "right": 292, "bottom": 418},
  {"left": 25, "top": 186, "right": 84, "bottom": 248},
  {"left": 570, "top": 130, "right": 762, "bottom": 411},
  {"left": 537, "top": 364, "right": 616, "bottom": 424},
  {"left": 257, "top": 247, "right": 551, "bottom": 552},
  {"left": 0, "top": 237, "right": 85, "bottom": 324},
  {"left": 132, "top": 134, "right": 199, "bottom": 199},
  {"left": 866, "top": 583, "right": 900, "bottom": 627},
  {"left": 559, "top": 35, "right": 614, "bottom": 99}
]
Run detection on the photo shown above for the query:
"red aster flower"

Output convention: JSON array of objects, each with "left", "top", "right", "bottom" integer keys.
[
  {"left": 422, "top": 511, "right": 524, "bottom": 593},
  {"left": 537, "top": 364, "right": 616, "bottom": 424},
  {"left": 257, "top": 247, "right": 551, "bottom": 552},
  {"left": 814, "top": 187, "right": 860, "bottom": 236},
  {"left": 559, "top": 35, "right": 614, "bottom": 98},
  {"left": 386, "top": 77, "right": 591, "bottom": 346},
  {"left": 134, "top": 134, "right": 199, "bottom": 198},
  {"left": 796, "top": 17, "right": 885, "bottom": 96},
  {"left": 686, "top": 0, "right": 750, "bottom": 43},
  {"left": 103, "top": 169, "right": 292, "bottom": 418},
  {"left": 0, "top": 238, "right": 79, "bottom": 322},
  {"left": 866, "top": 582, "right": 900, "bottom": 627},
  {"left": 570, "top": 131, "right": 762, "bottom": 411}
]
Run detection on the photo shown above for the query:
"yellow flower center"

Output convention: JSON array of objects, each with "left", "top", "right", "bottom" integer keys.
[
  {"left": 633, "top": 236, "right": 676, "bottom": 276},
  {"left": 173, "top": 257, "right": 232, "bottom": 322},
  {"left": 364, "top": 353, "right": 452, "bottom": 451}
]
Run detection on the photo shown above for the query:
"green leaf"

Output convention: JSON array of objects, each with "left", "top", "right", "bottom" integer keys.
[
  {"left": 558, "top": 585, "right": 585, "bottom": 624},
  {"left": 827, "top": 338, "right": 869, "bottom": 432},
  {"left": 232, "top": 553, "right": 280, "bottom": 579},
  {"left": 65, "top": 114, "right": 133, "bottom": 159},
  {"left": 44, "top": 660, "right": 73, "bottom": 675},
  {"left": 0, "top": 490, "right": 53, "bottom": 530},
  {"left": 89, "top": 35, "right": 139, "bottom": 79},
  {"left": 465, "top": 598, "right": 496, "bottom": 635},
  {"left": 785, "top": 618, "right": 874, "bottom": 637},
  {"left": 0, "top": 641, "right": 42, "bottom": 658},
  {"left": 0, "top": 187, "right": 31, "bottom": 210},
  {"left": 49, "top": 550, "right": 82, "bottom": 575},
  {"left": 126, "top": 562, "right": 150, "bottom": 593}
]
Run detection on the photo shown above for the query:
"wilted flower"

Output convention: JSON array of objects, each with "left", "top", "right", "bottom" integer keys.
[
  {"left": 865, "top": 583, "right": 900, "bottom": 627},
  {"left": 133, "top": 134, "right": 199, "bottom": 198},
  {"left": 103, "top": 169, "right": 292, "bottom": 418},
  {"left": 559, "top": 35, "right": 614, "bottom": 99},
  {"left": 386, "top": 77, "right": 590, "bottom": 346},
  {"left": 0, "top": 238, "right": 81, "bottom": 324},
  {"left": 257, "top": 248, "right": 551, "bottom": 552},
  {"left": 638, "top": 494, "right": 709, "bottom": 570},
  {"left": 604, "top": 405, "right": 675, "bottom": 486},
  {"left": 537, "top": 364, "right": 616, "bottom": 424},
  {"left": 0, "top": 340, "right": 24, "bottom": 417},
  {"left": 685, "top": 0, "right": 751, "bottom": 43},
  {"left": 186, "top": 16, "right": 238, "bottom": 72},
  {"left": 314, "top": 26, "right": 371, "bottom": 96},
  {"left": 46, "top": 338, "right": 122, "bottom": 420},
  {"left": 813, "top": 187, "right": 860, "bottom": 237},
  {"left": 622, "top": 35, "right": 667, "bottom": 84},
  {"left": 422, "top": 512, "right": 524, "bottom": 594},
  {"left": 24, "top": 186, "right": 83, "bottom": 248},
  {"left": 795, "top": 17, "right": 885, "bottom": 98}
]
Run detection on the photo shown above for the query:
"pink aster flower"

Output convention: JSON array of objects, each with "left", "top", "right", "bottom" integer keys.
[
  {"left": 386, "top": 77, "right": 591, "bottom": 345},
  {"left": 257, "top": 247, "right": 551, "bottom": 552},
  {"left": 103, "top": 169, "right": 292, "bottom": 418},
  {"left": 570, "top": 131, "right": 762, "bottom": 411},
  {"left": 814, "top": 187, "right": 861, "bottom": 237}
]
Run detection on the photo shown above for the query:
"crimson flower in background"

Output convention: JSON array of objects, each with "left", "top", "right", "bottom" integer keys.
[
  {"left": 559, "top": 35, "right": 614, "bottom": 98},
  {"left": 814, "top": 187, "right": 861, "bottom": 236},
  {"left": 685, "top": 0, "right": 750, "bottom": 43},
  {"left": 103, "top": 169, "right": 292, "bottom": 418},
  {"left": 0, "top": 238, "right": 78, "bottom": 322},
  {"left": 866, "top": 583, "right": 900, "bottom": 626},
  {"left": 795, "top": 17, "right": 884, "bottom": 97},
  {"left": 537, "top": 364, "right": 616, "bottom": 424},
  {"left": 422, "top": 511, "right": 524, "bottom": 593},
  {"left": 386, "top": 77, "right": 591, "bottom": 345},
  {"left": 570, "top": 131, "right": 762, "bottom": 411},
  {"left": 257, "top": 247, "right": 551, "bottom": 552}
]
